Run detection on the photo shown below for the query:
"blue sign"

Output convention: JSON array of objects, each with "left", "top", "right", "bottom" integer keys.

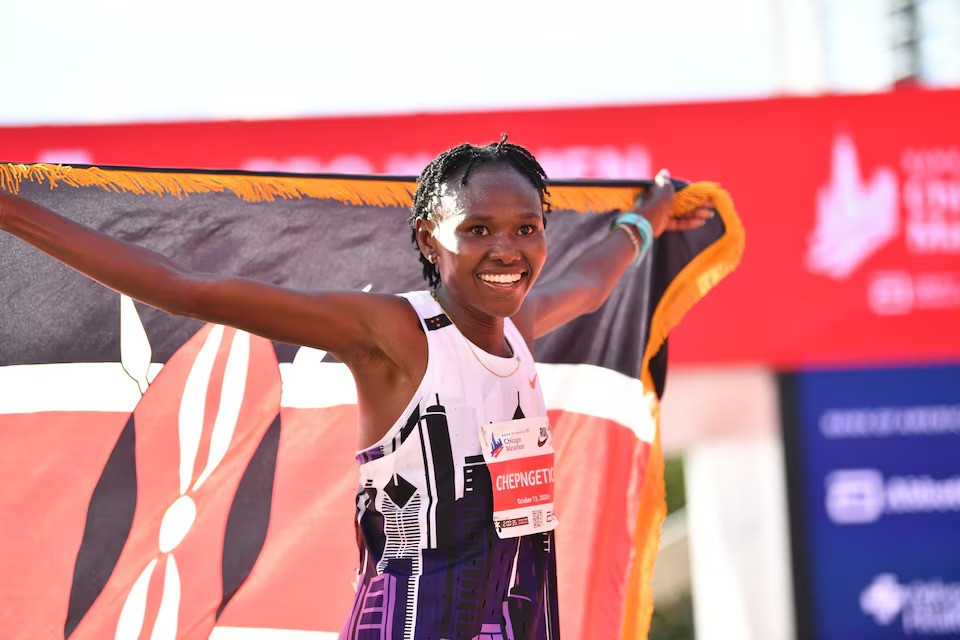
[{"left": 784, "top": 363, "right": 960, "bottom": 639}]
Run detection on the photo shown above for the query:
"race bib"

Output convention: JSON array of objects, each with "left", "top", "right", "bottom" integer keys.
[{"left": 478, "top": 417, "right": 558, "bottom": 539}]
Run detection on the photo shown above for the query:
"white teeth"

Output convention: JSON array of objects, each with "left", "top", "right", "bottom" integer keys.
[{"left": 479, "top": 273, "right": 522, "bottom": 284}]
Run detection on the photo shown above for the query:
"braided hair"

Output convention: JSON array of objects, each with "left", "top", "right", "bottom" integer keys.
[{"left": 409, "top": 135, "right": 551, "bottom": 287}]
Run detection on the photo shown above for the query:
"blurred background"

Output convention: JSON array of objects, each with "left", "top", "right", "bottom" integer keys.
[{"left": 2, "top": 0, "right": 959, "bottom": 638}]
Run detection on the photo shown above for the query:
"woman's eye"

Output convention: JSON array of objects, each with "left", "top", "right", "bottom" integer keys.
[
  {"left": 518, "top": 225, "right": 537, "bottom": 235},
  {"left": 467, "top": 226, "right": 488, "bottom": 236}
]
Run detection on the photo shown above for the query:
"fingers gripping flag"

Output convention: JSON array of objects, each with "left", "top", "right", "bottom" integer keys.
[{"left": 0, "top": 164, "right": 743, "bottom": 640}]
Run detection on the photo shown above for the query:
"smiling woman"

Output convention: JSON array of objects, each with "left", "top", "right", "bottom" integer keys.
[
  {"left": 0, "top": 137, "right": 712, "bottom": 639},
  {"left": 416, "top": 162, "right": 548, "bottom": 338},
  {"left": 408, "top": 136, "right": 551, "bottom": 288}
]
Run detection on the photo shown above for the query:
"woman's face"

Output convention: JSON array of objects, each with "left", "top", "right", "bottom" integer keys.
[{"left": 418, "top": 162, "right": 548, "bottom": 319}]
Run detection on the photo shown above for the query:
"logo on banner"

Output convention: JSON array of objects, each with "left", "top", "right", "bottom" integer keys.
[
  {"left": 807, "top": 135, "right": 960, "bottom": 316},
  {"left": 36, "top": 148, "right": 95, "bottom": 165},
  {"left": 807, "top": 135, "right": 899, "bottom": 279},
  {"left": 861, "top": 573, "right": 960, "bottom": 635},
  {"left": 826, "top": 468, "right": 960, "bottom": 525},
  {"left": 825, "top": 469, "right": 885, "bottom": 524}
]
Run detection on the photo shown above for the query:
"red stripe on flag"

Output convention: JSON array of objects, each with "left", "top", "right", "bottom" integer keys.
[
  {"left": 218, "top": 405, "right": 360, "bottom": 631},
  {"left": 551, "top": 409, "right": 651, "bottom": 640},
  {"left": 0, "top": 411, "right": 129, "bottom": 639}
]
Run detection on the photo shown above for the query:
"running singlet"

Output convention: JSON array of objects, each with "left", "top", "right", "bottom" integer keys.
[{"left": 341, "top": 291, "right": 560, "bottom": 640}]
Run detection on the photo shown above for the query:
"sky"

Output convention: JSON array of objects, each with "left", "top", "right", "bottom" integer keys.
[{"left": 1, "top": 0, "right": 955, "bottom": 125}]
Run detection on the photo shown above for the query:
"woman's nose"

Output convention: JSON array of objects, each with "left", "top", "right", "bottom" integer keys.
[{"left": 487, "top": 235, "right": 522, "bottom": 263}]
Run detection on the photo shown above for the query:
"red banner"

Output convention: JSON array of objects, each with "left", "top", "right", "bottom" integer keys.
[{"left": 2, "top": 89, "right": 958, "bottom": 366}]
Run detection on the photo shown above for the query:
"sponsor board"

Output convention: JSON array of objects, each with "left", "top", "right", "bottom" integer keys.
[{"left": 782, "top": 363, "right": 960, "bottom": 639}]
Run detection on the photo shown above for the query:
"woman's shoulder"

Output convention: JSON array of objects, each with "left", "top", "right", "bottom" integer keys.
[
  {"left": 395, "top": 289, "right": 435, "bottom": 314},
  {"left": 362, "top": 291, "right": 427, "bottom": 334}
]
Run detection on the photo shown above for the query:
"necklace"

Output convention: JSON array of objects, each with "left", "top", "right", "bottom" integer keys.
[{"left": 431, "top": 291, "right": 521, "bottom": 378}]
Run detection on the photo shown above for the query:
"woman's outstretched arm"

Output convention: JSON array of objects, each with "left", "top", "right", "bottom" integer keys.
[
  {"left": 0, "top": 192, "right": 403, "bottom": 360},
  {"left": 517, "top": 170, "right": 714, "bottom": 339}
]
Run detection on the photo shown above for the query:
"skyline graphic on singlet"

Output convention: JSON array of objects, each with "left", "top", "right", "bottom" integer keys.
[{"left": 341, "top": 293, "right": 559, "bottom": 640}]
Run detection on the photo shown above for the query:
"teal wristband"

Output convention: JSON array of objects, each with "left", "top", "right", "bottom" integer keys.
[{"left": 611, "top": 212, "right": 653, "bottom": 265}]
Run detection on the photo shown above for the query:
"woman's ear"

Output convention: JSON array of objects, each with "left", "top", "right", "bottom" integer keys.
[{"left": 415, "top": 217, "right": 438, "bottom": 263}]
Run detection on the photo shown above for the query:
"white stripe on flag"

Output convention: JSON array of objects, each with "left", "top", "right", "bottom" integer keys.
[
  {"left": 0, "top": 362, "right": 654, "bottom": 443},
  {"left": 279, "top": 362, "right": 357, "bottom": 408},
  {"left": 0, "top": 362, "right": 162, "bottom": 413},
  {"left": 538, "top": 363, "right": 655, "bottom": 444}
]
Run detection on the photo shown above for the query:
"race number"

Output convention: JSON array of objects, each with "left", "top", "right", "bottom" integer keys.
[{"left": 478, "top": 417, "right": 558, "bottom": 539}]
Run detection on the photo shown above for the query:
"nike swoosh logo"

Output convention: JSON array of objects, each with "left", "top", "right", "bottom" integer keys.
[
  {"left": 528, "top": 373, "right": 538, "bottom": 389},
  {"left": 537, "top": 435, "right": 549, "bottom": 447}
]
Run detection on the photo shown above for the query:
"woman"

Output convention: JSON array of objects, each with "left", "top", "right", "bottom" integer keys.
[{"left": 0, "top": 138, "right": 710, "bottom": 639}]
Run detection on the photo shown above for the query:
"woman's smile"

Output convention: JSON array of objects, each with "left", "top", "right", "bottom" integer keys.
[{"left": 477, "top": 272, "right": 524, "bottom": 285}]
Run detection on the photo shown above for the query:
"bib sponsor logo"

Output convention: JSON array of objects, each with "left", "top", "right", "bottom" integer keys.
[
  {"left": 537, "top": 425, "right": 549, "bottom": 447},
  {"left": 490, "top": 434, "right": 504, "bottom": 458}
]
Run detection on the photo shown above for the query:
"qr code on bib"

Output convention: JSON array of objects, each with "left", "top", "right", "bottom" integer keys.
[{"left": 532, "top": 509, "right": 543, "bottom": 528}]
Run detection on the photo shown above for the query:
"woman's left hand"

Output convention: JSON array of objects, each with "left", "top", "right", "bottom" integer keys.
[{"left": 637, "top": 169, "right": 715, "bottom": 238}]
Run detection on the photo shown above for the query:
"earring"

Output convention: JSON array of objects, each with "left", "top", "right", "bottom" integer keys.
[{"left": 428, "top": 254, "right": 437, "bottom": 264}]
